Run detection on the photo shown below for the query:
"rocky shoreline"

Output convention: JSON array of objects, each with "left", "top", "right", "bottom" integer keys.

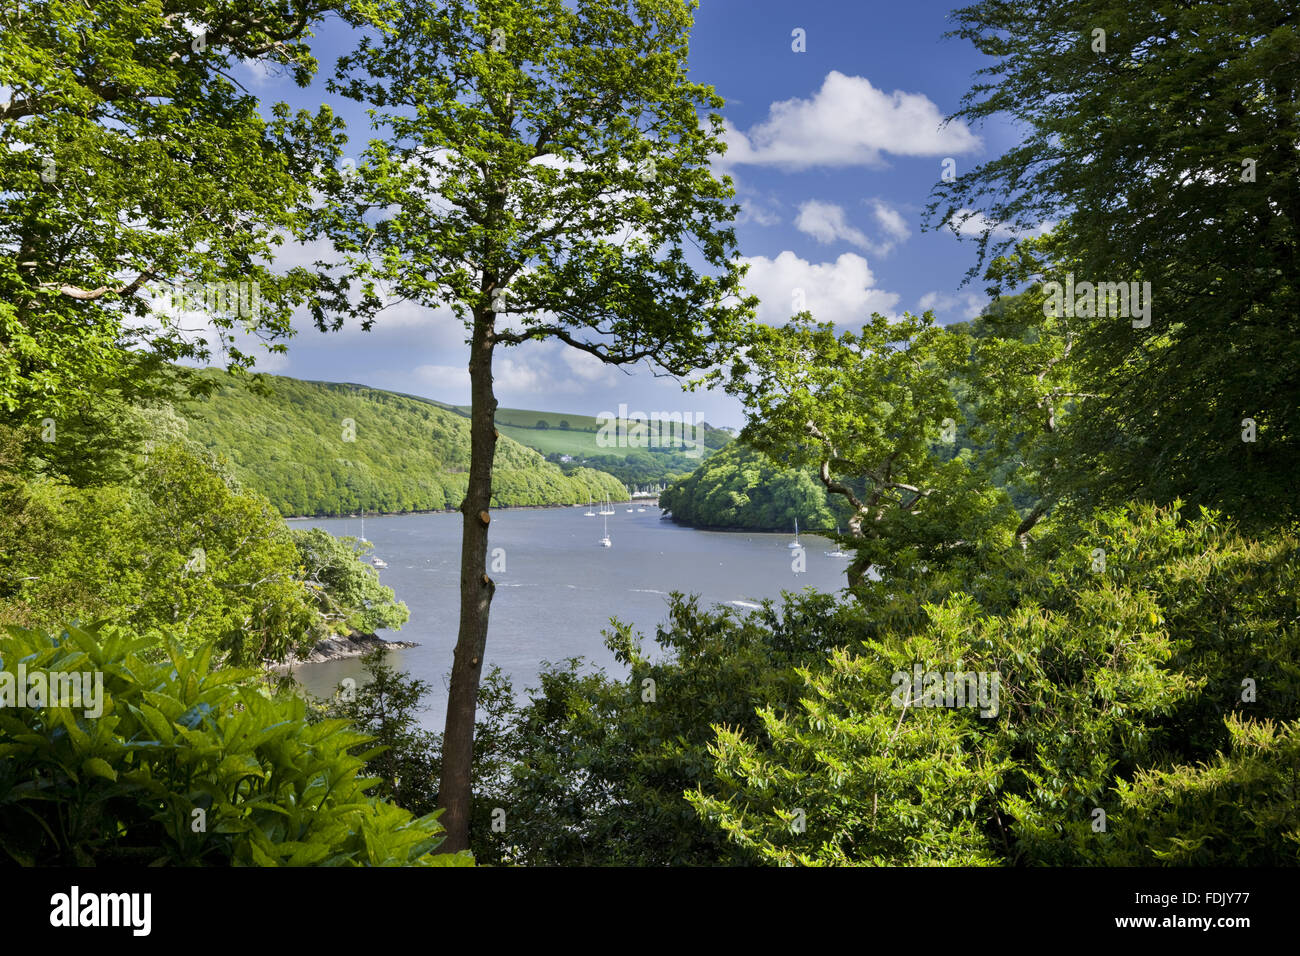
[{"left": 271, "top": 631, "right": 419, "bottom": 670}]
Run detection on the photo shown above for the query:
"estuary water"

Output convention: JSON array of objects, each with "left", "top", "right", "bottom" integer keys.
[{"left": 288, "top": 505, "right": 850, "bottom": 729}]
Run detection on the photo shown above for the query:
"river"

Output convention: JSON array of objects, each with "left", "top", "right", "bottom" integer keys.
[{"left": 287, "top": 505, "right": 850, "bottom": 729}]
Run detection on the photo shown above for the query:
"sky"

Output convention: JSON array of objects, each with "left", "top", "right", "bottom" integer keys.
[{"left": 223, "top": 0, "right": 1029, "bottom": 430}]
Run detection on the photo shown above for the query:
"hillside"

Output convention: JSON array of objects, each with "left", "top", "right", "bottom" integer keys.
[{"left": 179, "top": 372, "right": 627, "bottom": 517}]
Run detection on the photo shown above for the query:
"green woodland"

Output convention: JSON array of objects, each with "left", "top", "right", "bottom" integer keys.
[
  {"left": 181, "top": 370, "right": 627, "bottom": 516},
  {"left": 660, "top": 442, "right": 844, "bottom": 531},
  {"left": 1, "top": 0, "right": 1297, "bottom": 868}
]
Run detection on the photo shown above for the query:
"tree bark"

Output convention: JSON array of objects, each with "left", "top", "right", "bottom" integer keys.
[{"left": 437, "top": 306, "right": 497, "bottom": 852}]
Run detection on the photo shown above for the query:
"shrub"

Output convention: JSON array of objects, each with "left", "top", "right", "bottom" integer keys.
[{"left": 0, "top": 622, "right": 472, "bottom": 866}]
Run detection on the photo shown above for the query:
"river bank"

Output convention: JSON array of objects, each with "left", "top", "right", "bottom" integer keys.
[
  {"left": 271, "top": 631, "right": 419, "bottom": 669},
  {"left": 281, "top": 498, "right": 658, "bottom": 522}
]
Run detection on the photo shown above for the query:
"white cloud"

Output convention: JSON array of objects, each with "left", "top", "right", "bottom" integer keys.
[
  {"left": 233, "top": 57, "right": 280, "bottom": 90},
  {"left": 795, "top": 200, "right": 872, "bottom": 250},
  {"left": 916, "top": 291, "right": 988, "bottom": 322},
  {"left": 721, "top": 71, "right": 980, "bottom": 169},
  {"left": 738, "top": 250, "right": 899, "bottom": 325},
  {"left": 739, "top": 197, "right": 783, "bottom": 226},
  {"left": 495, "top": 356, "right": 554, "bottom": 394},
  {"left": 869, "top": 200, "right": 911, "bottom": 247},
  {"left": 794, "top": 199, "right": 913, "bottom": 256},
  {"left": 562, "top": 347, "right": 619, "bottom": 385},
  {"left": 948, "top": 208, "right": 1056, "bottom": 240}
]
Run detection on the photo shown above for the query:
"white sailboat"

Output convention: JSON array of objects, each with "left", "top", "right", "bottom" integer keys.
[
  {"left": 788, "top": 517, "right": 802, "bottom": 549},
  {"left": 826, "top": 521, "right": 848, "bottom": 557},
  {"left": 362, "top": 509, "right": 388, "bottom": 567},
  {"left": 599, "top": 512, "right": 612, "bottom": 547},
  {"left": 585, "top": 499, "right": 595, "bottom": 516},
  {"left": 599, "top": 494, "right": 615, "bottom": 516}
]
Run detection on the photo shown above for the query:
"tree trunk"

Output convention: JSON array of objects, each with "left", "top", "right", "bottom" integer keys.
[{"left": 437, "top": 307, "right": 497, "bottom": 853}]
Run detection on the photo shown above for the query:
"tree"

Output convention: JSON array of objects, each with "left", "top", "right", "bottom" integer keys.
[
  {"left": 535, "top": 419, "right": 550, "bottom": 429},
  {"left": 0, "top": 0, "right": 348, "bottom": 451},
  {"left": 658, "top": 441, "right": 844, "bottom": 532},
  {"left": 292, "top": 527, "right": 410, "bottom": 634},
  {"left": 318, "top": 0, "right": 756, "bottom": 849},
  {"left": 708, "top": 311, "right": 1018, "bottom": 588},
  {"left": 927, "top": 0, "right": 1300, "bottom": 529},
  {"left": 499, "top": 592, "right": 864, "bottom": 865}
]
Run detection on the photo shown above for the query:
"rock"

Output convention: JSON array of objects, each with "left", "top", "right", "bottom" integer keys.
[{"left": 270, "top": 631, "right": 419, "bottom": 669}]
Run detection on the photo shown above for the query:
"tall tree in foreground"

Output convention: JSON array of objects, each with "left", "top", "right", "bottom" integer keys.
[
  {"left": 321, "top": 0, "right": 755, "bottom": 849},
  {"left": 927, "top": 0, "right": 1299, "bottom": 528}
]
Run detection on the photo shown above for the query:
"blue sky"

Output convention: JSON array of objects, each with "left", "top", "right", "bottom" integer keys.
[{"left": 228, "top": 0, "right": 1027, "bottom": 430}]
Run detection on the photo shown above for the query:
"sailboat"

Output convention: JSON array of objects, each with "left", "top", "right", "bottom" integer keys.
[
  {"left": 788, "top": 517, "right": 802, "bottom": 549},
  {"left": 599, "top": 511, "right": 612, "bottom": 548},
  {"left": 599, "top": 494, "right": 615, "bottom": 516},
  {"left": 826, "top": 521, "right": 848, "bottom": 557},
  {"left": 361, "top": 509, "right": 388, "bottom": 567},
  {"left": 585, "top": 499, "right": 595, "bottom": 516}
]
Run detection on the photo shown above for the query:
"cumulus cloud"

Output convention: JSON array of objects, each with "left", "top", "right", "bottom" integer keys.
[
  {"left": 869, "top": 200, "right": 911, "bottom": 250},
  {"left": 794, "top": 199, "right": 913, "bottom": 256},
  {"left": 795, "top": 200, "right": 872, "bottom": 249},
  {"left": 721, "top": 71, "right": 980, "bottom": 169},
  {"left": 738, "top": 250, "right": 899, "bottom": 325},
  {"left": 739, "top": 197, "right": 783, "bottom": 226}
]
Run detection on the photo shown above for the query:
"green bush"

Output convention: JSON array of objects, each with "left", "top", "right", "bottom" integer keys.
[
  {"left": 690, "top": 503, "right": 1300, "bottom": 866},
  {"left": 0, "top": 622, "right": 472, "bottom": 866}
]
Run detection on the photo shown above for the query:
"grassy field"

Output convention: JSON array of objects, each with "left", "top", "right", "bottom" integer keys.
[
  {"left": 496, "top": 422, "right": 610, "bottom": 456},
  {"left": 457, "top": 405, "right": 603, "bottom": 432}
]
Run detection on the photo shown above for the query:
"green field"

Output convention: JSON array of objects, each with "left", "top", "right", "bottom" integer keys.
[
  {"left": 496, "top": 422, "right": 610, "bottom": 456},
  {"left": 466, "top": 406, "right": 605, "bottom": 433}
]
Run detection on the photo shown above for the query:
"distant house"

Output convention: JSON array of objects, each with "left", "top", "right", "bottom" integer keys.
[{"left": 559, "top": 454, "right": 573, "bottom": 463}]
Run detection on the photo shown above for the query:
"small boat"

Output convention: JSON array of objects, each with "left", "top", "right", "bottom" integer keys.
[
  {"left": 599, "top": 494, "right": 615, "bottom": 516},
  {"left": 788, "top": 517, "right": 802, "bottom": 549},
  {"left": 372, "top": 556, "right": 388, "bottom": 569},
  {"left": 627, "top": 507, "right": 634, "bottom": 512},
  {"left": 599, "top": 513, "right": 612, "bottom": 547},
  {"left": 637, "top": 506, "right": 646, "bottom": 512},
  {"left": 585, "top": 499, "right": 595, "bottom": 516},
  {"left": 826, "top": 521, "right": 848, "bottom": 557}
]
